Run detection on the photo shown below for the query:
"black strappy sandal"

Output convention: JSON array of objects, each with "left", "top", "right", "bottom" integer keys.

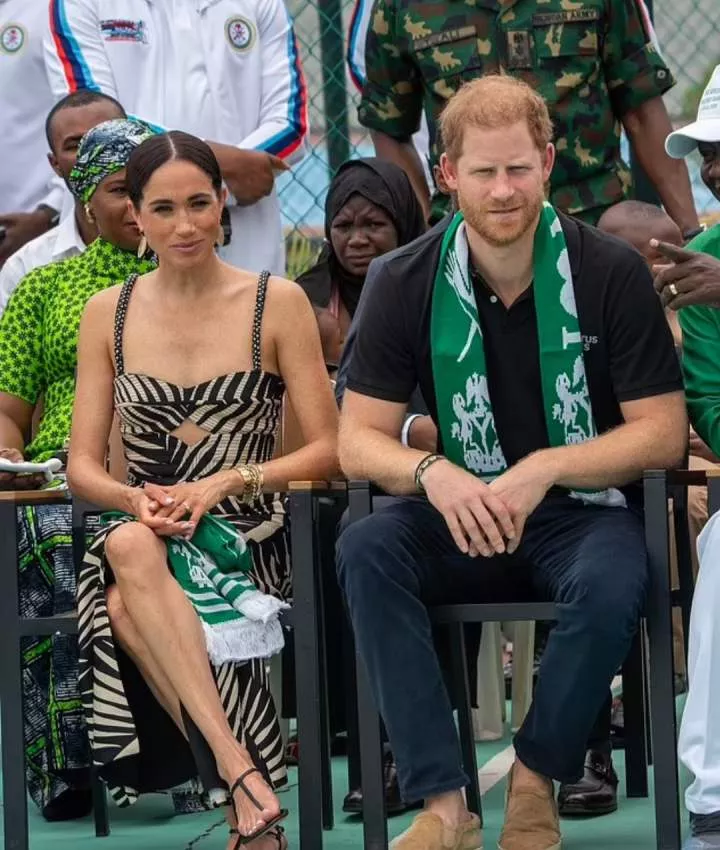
[
  {"left": 228, "top": 768, "right": 288, "bottom": 846},
  {"left": 229, "top": 825, "right": 285, "bottom": 849}
]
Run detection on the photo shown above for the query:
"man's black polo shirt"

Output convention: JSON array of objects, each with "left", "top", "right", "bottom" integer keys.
[{"left": 345, "top": 212, "right": 683, "bottom": 477}]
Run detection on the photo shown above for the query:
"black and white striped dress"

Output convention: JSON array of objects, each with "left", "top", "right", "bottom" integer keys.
[{"left": 77, "top": 271, "right": 290, "bottom": 806}]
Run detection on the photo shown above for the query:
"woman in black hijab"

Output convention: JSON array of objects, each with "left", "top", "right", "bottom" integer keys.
[{"left": 297, "top": 158, "right": 426, "bottom": 364}]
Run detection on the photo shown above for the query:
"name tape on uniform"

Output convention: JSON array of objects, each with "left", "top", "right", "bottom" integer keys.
[
  {"left": 532, "top": 9, "right": 600, "bottom": 26},
  {"left": 413, "top": 25, "right": 477, "bottom": 52}
]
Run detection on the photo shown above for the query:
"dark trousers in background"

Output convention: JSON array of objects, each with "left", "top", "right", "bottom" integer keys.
[{"left": 336, "top": 493, "right": 648, "bottom": 803}]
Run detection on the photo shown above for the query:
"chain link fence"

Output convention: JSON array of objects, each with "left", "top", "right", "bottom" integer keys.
[
  {"left": 654, "top": 0, "right": 720, "bottom": 224},
  {"left": 279, "top": 0, "right": 720, "bottom": 277},
  {"left": 279, "top": 0, "right": 367, "bottom": 278}
]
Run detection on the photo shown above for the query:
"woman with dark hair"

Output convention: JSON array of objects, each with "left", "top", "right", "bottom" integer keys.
[
  {"left": 68, "top": 130, "right": 338, "bottom": 849},
  {"left": 297, "top": 158, "right": 426, "bottom": 364},
  {"left": 0, "top": 117, "right": 158, "bottom": 821}
]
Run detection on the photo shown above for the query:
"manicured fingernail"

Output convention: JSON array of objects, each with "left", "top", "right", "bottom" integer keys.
[
  {"left": 164, "top": 497, "right": 174, "bottom": 505},
  {"left": 182, "top": 522, "right": 194, "bottom": 530},
  {"left": 650, "top": 239, "right": 658, "bottom": 247},
  {"left": 165, "top": 518, "right": 174, "bottom": 525}
]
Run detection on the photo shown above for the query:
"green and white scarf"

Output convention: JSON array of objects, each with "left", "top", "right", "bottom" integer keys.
[
  {"left": 431, "top": 203, "right": 625, "bottom": 507},
  {"left": 103, "top": 512, "right": 288, "bottom": 665}
]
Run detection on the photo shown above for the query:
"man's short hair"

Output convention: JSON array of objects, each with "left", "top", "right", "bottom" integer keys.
[
  {"left": 597, "top": 201, "right": 673, "bottom": 233},
  {"left": 45, "top": 89, "right": 126, "bottom": 152},
  {"left": 440, "top": 74, "right": 554, "bottom": 162}
]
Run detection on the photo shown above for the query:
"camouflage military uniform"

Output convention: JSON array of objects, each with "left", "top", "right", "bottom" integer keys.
[{"left": 358, "top": 0, "right": 674, "bottom": 223}]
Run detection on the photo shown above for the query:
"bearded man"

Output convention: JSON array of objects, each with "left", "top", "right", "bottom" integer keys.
[{"left": 336, "top": 74, "right": 687, "bottom": 850}]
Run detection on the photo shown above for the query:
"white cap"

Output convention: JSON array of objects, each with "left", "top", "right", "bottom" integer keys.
[{"left": 666, "top": 64, "right": 720, "bottom": 159}]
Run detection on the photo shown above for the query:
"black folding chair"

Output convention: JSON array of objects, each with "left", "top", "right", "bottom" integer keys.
[
  {"left": 288, "top": 481, "right": 349, "bottom": 847},
  {"left": 346, "top": 473, "right": 705, "bottom": 850},
  {"left": 0, "top": 491, "right": 109, "bottom": 850}
]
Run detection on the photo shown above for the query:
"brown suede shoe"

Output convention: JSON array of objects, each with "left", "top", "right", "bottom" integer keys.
[
  {"left": 389, "top": 811, "right": 483, "bottom": 850},
  {"left": 498, "top": 768, "right": 561, "bottom": 850}
]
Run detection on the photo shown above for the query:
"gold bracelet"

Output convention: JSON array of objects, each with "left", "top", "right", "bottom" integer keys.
[
  {"left": 252, "top": 464, "right": 264, "bottom": 502},
  {"left": 235, "top": 464, "right": 264, "bottom": 506},
  {"left": 233, "top": 466, "right": 254, "bottom": 502}
]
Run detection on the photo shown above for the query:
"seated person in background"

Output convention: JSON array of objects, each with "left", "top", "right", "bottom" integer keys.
[
  {"left": 67, "top": 131, "right": 338, "bottom": 849},
  {"left": 599, "top": 200, "right": 716, "bottom": 690},
  {"left": 0, "top": 117, "right": 157, "bottom": 822},
  {"left": 296, "top": 157, "right": 425, "bottom": 365},
  {"left": 660, "top": 65, "right": 720, "bottom": 850},
  {"left": 0, "top": 89, "right": 126, "bottom": 317},
  {"left": 598, "top": 201, "right": 684, "bottom": 346},
  {"left": 337, "top": 75, "right": 687, "bottom": 850}
]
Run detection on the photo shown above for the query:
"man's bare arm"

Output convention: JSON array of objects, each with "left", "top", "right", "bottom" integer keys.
[
  {"left": 540, "top": 391, "right": 687, "bottom": 489},
  {"left": 339, "top": 390, "right": 426, "bottom": 493},
  {"left": 340, "top": 391, "right": 516, "bottom": 556},
  {"left": 623, "top": 97, "right": 699, "bottom": 235},
  {"left": 490, "top": 390, "right": 687, "bottom": 534}
]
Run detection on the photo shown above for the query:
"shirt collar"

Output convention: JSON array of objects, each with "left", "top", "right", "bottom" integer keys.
[
  {"left": 52, "top": 210, "right": 86, "bottom": 260},
  {"left": 466, "top": 209, "right": 580, "bottom": 305}
]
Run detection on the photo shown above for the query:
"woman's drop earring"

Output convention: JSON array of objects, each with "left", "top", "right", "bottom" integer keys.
[
  {"left": 137, "top": 234, "right": 148, "bottom": 259},
  {"left": 84, "top": 203, "right": 95, "bottom": 224},
  {"left": 216, "top": 223, "right": 225, "bottom": 248}
]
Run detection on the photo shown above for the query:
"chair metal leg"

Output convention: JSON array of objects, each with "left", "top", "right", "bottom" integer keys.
[
  {"left": 448, "top": 623, "right": 482, "bottom": 823},
  {"left": 290, "top": 489, "right": 325, "bottom": 850},
  {"left": 356, "top": 653, "right": 388, "bottom": 850},
  {"left": 348, "top": 482, "right": 388, "bottom": 850},
  {"left": 622, "top": 628, "right": 648, "bottom": 798},
  {"left": 315, "top": 504, "right": 334, "bottom": 832},
  {"left": 343, "top": 613, "right": 361, "bottom": 791},
  {"left": 672, "top": 488, "right": 694, "bottom": 667},
  {"left": 0, "top": 502, "right": 29, "bottom": 850},
  {"left": 644, "top": 473, "right": 681, "bottom": 850},
  {"left": 92, "top": 769, "right": 110, "bottom": 837}
]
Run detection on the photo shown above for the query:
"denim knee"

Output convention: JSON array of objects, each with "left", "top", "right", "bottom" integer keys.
[
  {"left": 564, "top": 556, "right": 648, "bottom": 640},
  {"left": 336, "top": 510, "right": 419, "bottom": 601}
]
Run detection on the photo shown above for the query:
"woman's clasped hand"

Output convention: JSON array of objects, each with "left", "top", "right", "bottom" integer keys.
[{"left": 127, "top": 474, "right": 237, "bottom": 539}]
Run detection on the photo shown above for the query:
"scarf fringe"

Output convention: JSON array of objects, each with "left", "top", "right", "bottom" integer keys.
[
  {"left": 235, "top": 590, "right": 290, "bottom": 624},
  {"left": 202, "top": 616, "right": 285, "bottom": 666},
  {"left": 570, "top": 487, "right": 627, "bottom": 508}
]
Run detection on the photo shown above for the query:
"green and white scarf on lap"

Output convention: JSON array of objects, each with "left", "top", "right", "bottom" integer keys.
[
  {"left": 103, "top": 512, "right": 288, "bottom": 665},
  {"left": 430, "top": 202, "right": 625, "bottom": 507}
]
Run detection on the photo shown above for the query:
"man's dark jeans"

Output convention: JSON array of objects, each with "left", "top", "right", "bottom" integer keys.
[{"left": 336, "top": 493, "right": 648, "bottom": 804}]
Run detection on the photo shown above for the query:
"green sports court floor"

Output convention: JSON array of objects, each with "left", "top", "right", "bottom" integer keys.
[{"left": 2, "top": 718, "right": 694, "bottom": 850}]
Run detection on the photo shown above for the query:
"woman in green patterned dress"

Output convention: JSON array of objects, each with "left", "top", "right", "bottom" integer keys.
[{"left": 0, "top": 118, "right": 158, "bottom": 820}]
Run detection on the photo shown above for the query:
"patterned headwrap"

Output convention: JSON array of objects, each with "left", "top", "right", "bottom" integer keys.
[{"left": 68, "top": 118, "right": 159, "bottom": 203}]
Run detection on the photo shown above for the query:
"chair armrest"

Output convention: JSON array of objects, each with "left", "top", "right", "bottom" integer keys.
[
  {"left": 668, "top": 469, "right": 715, "bottom": 488},
  {"left": 645, "top": 468, "right": 715, "bottom": 489},
  {"left": 348, "top": 479, "right": 385, "bottom": 496},
  {"left": 0, "top": 489, "right": 70, "bottom": 506},
  {"left": 288, "top": 480, "right": 347, "bottom": 494}
]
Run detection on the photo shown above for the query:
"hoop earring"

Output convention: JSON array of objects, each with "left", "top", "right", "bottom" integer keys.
[
  {"left": 84, "top": 203, "right": 95, "bottom": 224},
  {"left": 136, "top": 234, "right": 148, "bottom": 259},
  {"left": 216, "top": 224, "right": 225, "bottom": 248}
]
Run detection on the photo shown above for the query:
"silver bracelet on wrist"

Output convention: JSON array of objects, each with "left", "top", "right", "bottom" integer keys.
[{"left": 401, "top": 414, "right": 423, "bottom": 447}]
